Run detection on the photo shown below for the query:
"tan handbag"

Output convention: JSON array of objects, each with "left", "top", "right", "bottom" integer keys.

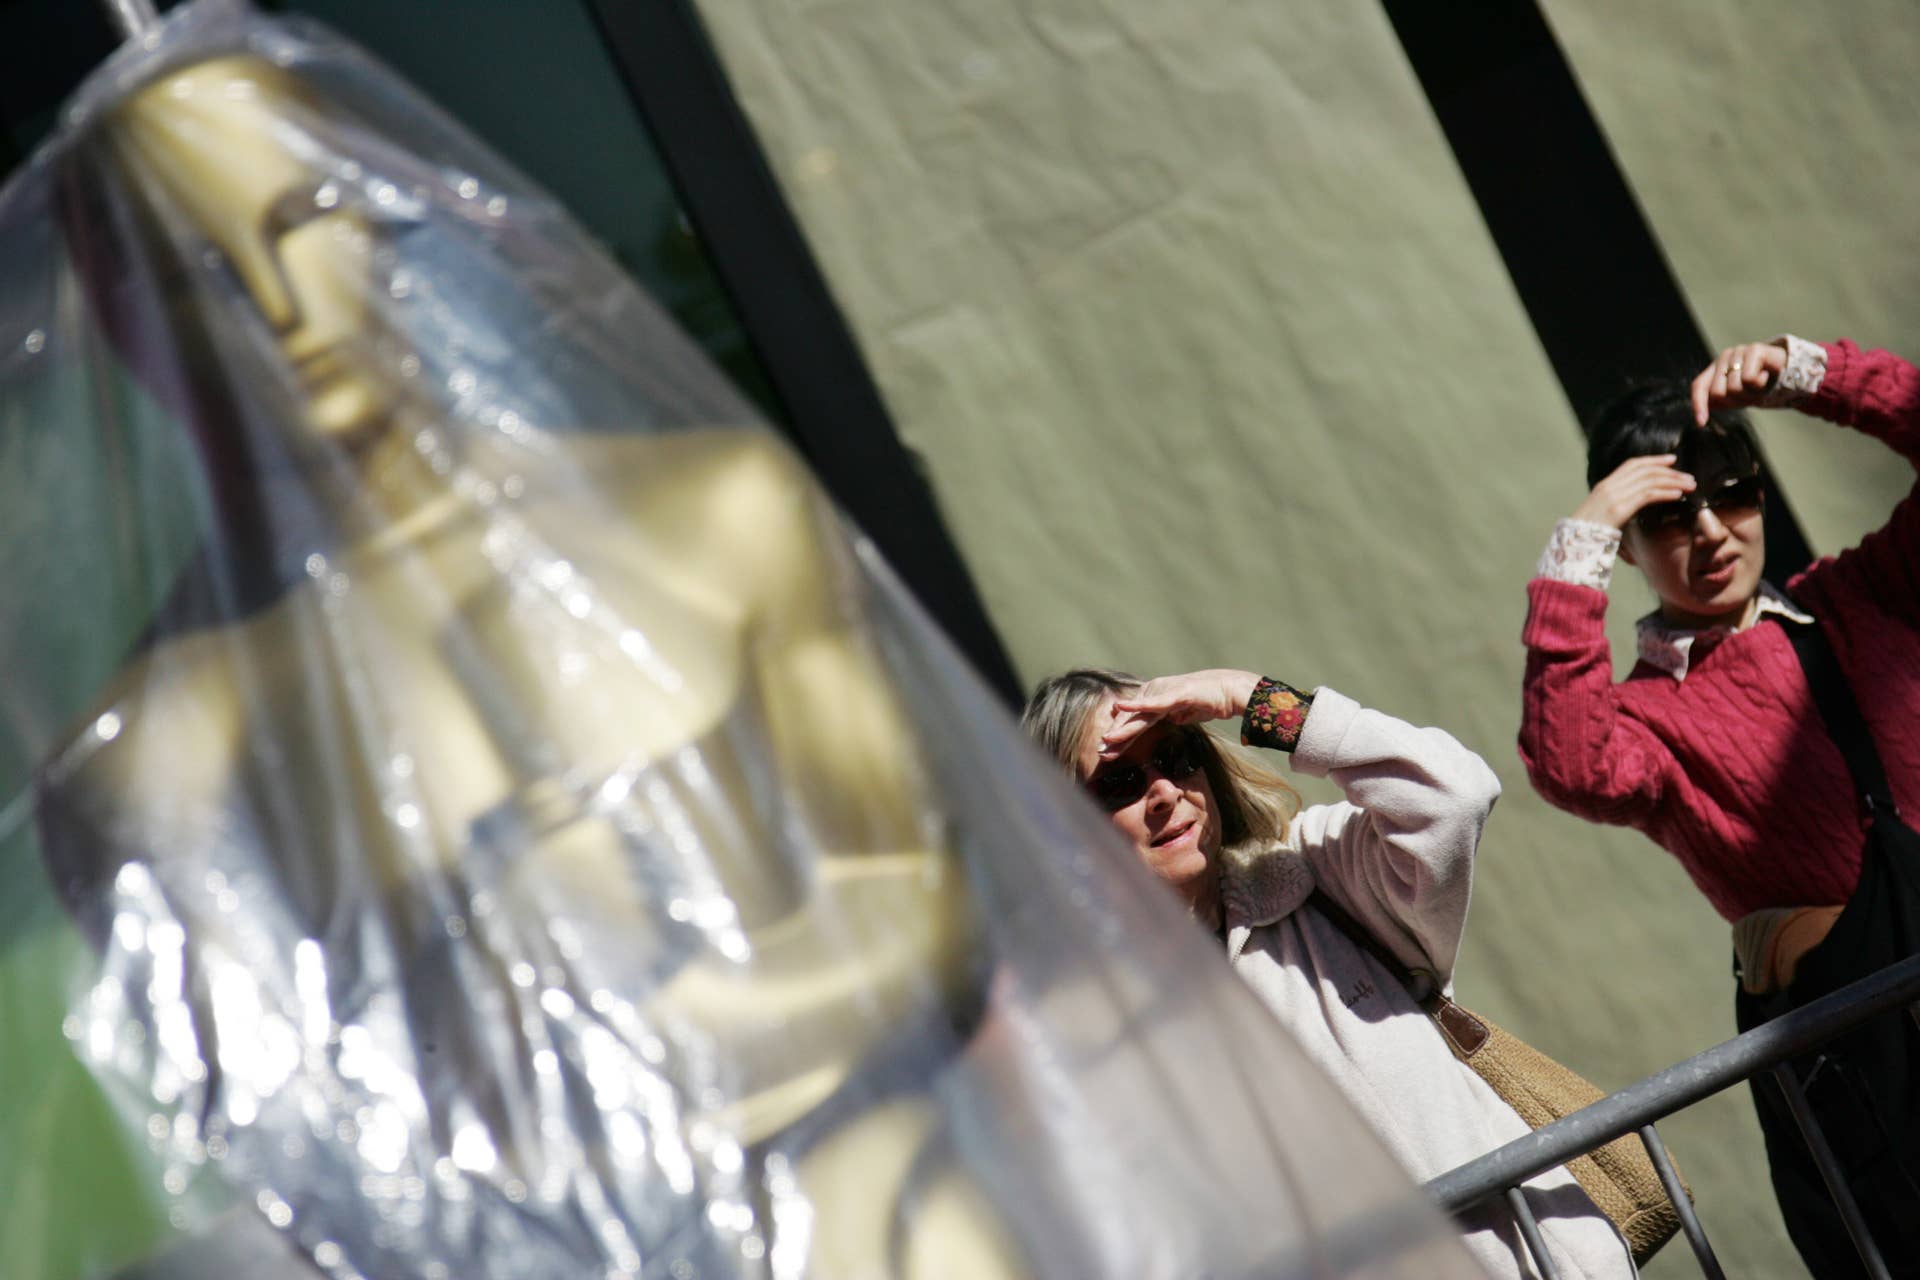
[{"left": 1307, "top": 891, "right": 1687, "bottom": 1266}]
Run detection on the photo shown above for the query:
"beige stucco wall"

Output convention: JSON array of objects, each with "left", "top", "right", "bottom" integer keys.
[
  {"left": 696, "top": 3, "right": 1919, "bottom": 1273},
  {"left": 1541, "top": 0, "right": 1920, "bottom": 555}
]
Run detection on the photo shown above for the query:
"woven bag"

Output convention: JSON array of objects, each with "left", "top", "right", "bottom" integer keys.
[
  {"left": 1307, "top": 891, "right": 1687, "bottom": 1266},
  {"left": 1427, "top": 999, "right": 1687, "bottom": 1266}
]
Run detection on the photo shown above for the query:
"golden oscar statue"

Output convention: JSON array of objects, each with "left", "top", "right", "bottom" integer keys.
[{"left": 36, "top": 49, "right": 1025, "bottom": 1279}]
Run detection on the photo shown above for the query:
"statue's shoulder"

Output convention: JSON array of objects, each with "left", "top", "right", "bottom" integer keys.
[{"left": 39, "top": 606, "right": 293, "bottom": 825}]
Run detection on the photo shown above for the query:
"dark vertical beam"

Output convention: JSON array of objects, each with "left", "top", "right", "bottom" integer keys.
[
  {"left": 582, "top": 0, "right": 1022, "bottom": 703},
  {"left": 1381, "top": 0, "right": 1814, "bottom": 577},
  {"left": 0, "top": 0, "right": 124, "bottom": 178}
]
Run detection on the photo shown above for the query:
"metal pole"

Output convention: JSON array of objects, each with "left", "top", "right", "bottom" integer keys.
[
  {"left": 1503, "top": 1188, "right": 1562, "bottom": 1280},
  {"left": 1637, "top": 1124, "right": 1725, "bottom": 1280},
  {"left": 1770, "top": 1065, "right": 1893, "bottom": 1280},
  {"left": 100, "top": 0, "right": 161, "bottom": 42},
  {"left": 1427, "top": 952, "right": 1920, "bottom": 1212}
]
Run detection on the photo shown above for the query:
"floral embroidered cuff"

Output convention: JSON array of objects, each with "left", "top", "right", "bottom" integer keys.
[
  {"left": 1241, "top": 677, "right": 1313, "bottom": 752},
  {"left": 1759, "top": 333, "right": 1827, "bottom": 405},
  {"left": 1535, "top": 519, "right": 1620, "bottom": 591}
]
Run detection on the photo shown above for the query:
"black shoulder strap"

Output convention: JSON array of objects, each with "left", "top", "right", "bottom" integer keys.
[
  {"left": 1773, "top": 615, "right": 1898, "bottom": 818},
  {"left": 1305, "top": 889, "right": 1491, "bottom": 1055},
  {"left": 1307, "top": 889, "right": 1419, "bottom": 990}
]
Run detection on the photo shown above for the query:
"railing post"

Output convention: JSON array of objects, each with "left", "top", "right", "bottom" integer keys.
[
  {"left": 1427, "top": 954, "right": 1920, "bottom": 1214},
  {"left": 1769, "top": 1063, "right": 1893, "bottom": 1280},
  {"left": 1637, "top": 1124, "right": 1725, "bottom": 1280},
  {"left": 1503, "top": 1187, "right": 1562, "bottom": 1280}
]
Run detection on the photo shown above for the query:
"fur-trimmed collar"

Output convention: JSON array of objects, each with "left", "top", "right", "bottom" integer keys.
[{"left": 1219, "top": 838, "right": 1314, "bottom": 960}]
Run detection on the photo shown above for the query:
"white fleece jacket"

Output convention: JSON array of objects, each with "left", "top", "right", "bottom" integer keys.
[{"left": 1222, "top": 687, "right": 1634, "bottom": 1280}]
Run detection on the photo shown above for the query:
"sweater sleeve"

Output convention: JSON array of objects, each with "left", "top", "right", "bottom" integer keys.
[
  {"left": 1798, "top": 338, "right": 1920, "bottom": 464},
  {"left": 1286, "top": 687, "right": 1501, "bottom": 992},
  {"left": 1519, "top": 577, "right": 1684, "bottom": 823},
  {"left": 1790, "top": 339, "right": 1920, "bottom": 618}
]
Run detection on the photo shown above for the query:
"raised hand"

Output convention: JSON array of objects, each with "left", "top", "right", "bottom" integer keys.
[
  {"left": 1571, "top": 454, "right": 1696, "bottom": 530},
  {"left": 1691, "top": 339, "right": 1789, "bottom": 425},
  {"left": 1101, "top": 668, "right": 1261, "bottom": 758}
]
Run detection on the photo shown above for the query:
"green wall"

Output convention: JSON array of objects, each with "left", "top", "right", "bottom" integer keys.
[{"left": 688, "top": 3, "right": 1920, "bottom": 1274}]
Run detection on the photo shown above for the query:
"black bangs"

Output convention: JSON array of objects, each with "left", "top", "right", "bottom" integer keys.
[
  {"left": 1586, "top": 379, "right": 1761, "bottom": 489},
  {"left": 1676, "top": 418, "right": 1762, "bottom": 486}
]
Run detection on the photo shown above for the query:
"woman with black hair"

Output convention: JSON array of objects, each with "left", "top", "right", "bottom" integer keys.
[{"left": 1520, "top": 336, "right": 1920, "bottom": 1276}]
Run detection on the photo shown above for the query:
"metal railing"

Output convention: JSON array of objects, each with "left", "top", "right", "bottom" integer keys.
[{"left": 1425, "top": 952, "right": 1920, "bottom": 1279}]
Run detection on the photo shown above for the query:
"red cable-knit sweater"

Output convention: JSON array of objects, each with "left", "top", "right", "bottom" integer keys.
[{"left": 1520, "top": 340, "right": 1920, "bottom": 922}]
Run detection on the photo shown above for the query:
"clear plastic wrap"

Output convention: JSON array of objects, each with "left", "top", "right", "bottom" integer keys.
[{"left": 0, "top": 3, "right": 1486, "bottom": 1276}]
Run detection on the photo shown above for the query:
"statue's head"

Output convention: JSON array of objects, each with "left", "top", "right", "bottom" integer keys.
[
  {"left": 108, "top": 54, "right": 386, "bottom": 442},
  {"left": 55, "top": 52, "right": 446, "bottom": 619}
]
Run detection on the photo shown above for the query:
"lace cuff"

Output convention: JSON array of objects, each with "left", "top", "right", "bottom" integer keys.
[
  {"left": 1241, "top": 677, "right": 1313, "bottom": 753},
  {"left": 1757, "top": 333, "right": 1827, "bottom": 405},
  {"left": 1535, "top": 519, "right": 1620, "bottom": 591}
]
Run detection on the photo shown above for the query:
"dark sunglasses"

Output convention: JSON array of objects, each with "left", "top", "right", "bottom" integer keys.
[
  {"left": 1084, "top": 729, "right": 1208, "bottom": 812},
  {"left": 1632, "top": 474, "right": 1764, "bottom": 535}
]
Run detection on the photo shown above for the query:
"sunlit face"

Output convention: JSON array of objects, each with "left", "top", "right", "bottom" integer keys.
[
  {"left": 1075, "top": 698, "right": 1222, "bottom": 902},
  {"left": 1620, "top": 471, "right": 1766, "bottom": 629}
]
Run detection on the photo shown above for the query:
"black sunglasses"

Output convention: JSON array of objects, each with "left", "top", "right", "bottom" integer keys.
[
  {"left": 1084, "top": 729, "right": 1208, "bottom": 811},
  {"left": 1632, "top": 474, "right": 1764, "bottom": 535}
]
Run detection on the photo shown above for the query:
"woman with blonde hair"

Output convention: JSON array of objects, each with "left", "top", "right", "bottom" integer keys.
[{"left": 1022, "top": 667, "right": 1633, "bottom": 1280}]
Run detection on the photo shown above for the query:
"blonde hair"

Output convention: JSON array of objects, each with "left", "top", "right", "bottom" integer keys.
[{"left": 1020, "top": 667, "right": 1300, "bottom": 854}]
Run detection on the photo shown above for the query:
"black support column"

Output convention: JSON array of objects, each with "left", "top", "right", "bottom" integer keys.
[
  {"left": 1382, "top": 0, "right": 1814, "bottom": 577},
  {"left": 584, "top": 0, "right": 1023, "bottom": 702}
]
